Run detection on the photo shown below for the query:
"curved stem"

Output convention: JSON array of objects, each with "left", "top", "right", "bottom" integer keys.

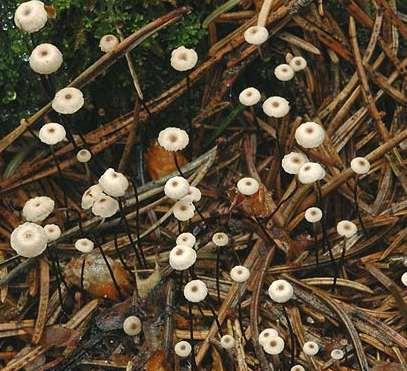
[
  {"left": 94, "top": 238, "right": 123, "bottom": 300},
  {"left": 333, "top": 237, "right": 347, "bottom": 290},
  {"left": 282, "top": 305, "right": 295, "bottom": 366},
  {"left": 266, "top": 179, "right": 298, "bottom": 224},
  {"left": 216, "top": 246, "right": 221, "bottom": 304},
  {"left": 203, "top": 301, "right": 223, "bottom": 337}
]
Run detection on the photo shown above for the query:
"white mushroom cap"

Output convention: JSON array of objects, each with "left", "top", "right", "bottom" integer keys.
[
  {"left": 237, "top": 177, "right": 259, "bottom": 196},
  {"left": 274, "top": 64, "right": 295, "bottom": 81},
  {"left": 239, "top": 87, "right": 261, "bottom": 106},
  {"left": 91, "top": 195, "right": 119, "bottom": 218},
  {"left": 164, "top": 176, "right": 190, "bottom": 200},
  {"left": 52, "top": 87, "right": 84, "bottom": 115},
  {"left": 184, "top": 279, "right": 208, "bottom": 303},
  {"left": 298, "top": 162, "right": 326, "bottom": 184},
  {"left": 169, "top": 245, "right": 197, "bottom": 271},
  {"left": 401, "top": 272, "right": 407, "bottom": 287},
  {"left": 263, "top": 336, "right": 285, "bottom": 355},
  {"left": 330, "top": 349, "right": 344, "bottom": 360},
  {"left": 259, "top": 328, "right": 279, "bottom": 347},
  {"left": 74, "top": 238, "right": 94, "bottom": 253},
  {"left": 262, "top": 96, "right": 290, "bottom": 118},
  {"left": 350, "top": 157, "right": 370, "bottom": 175},
  {"left": 212, "top": 232, "right": 229, "bottom": 247},
  {"left": 336, "top": 220, "right": 357, "bottom": 238},
  {"left": 14, "top": 1, "right": 47, "bottom": 33},
  {"left": 158, "top": 127, "right": 189, "bottom": 152},
  {"left": 289, "top": 56, "right": 307, "bottom": 72},
  {"left": 220, "top": 334, "right": 235, "bottom": 349},
  {"left": 290, "top": 365, "right": 305, "bottom": 371},
  {"left": 22, "top": 196, "right": 55, "bottom": 222},
  {"left": 295, "top": 122, "right": 325, "bottom": 148},
  {"left": 303, "top": 341, "right": 319, "bottom": 356},
  {"left": 43, "top": 224, "right": 61, "bottom": 241},
  {"left": 76, "top": 149, "right": 92, "bottom": 163},
  {"left": 170, "top": 46, "right": 198, "bottom": 71},
  {"left": 123, "top": 315, "right": 142, "bottom": 336},
  {"left": 98, "top": 168, "right": 129, "bottom": 197},
  {"left": 244, "top": 26, "right": 269, "bottom": 45},
  {"left": 38, "top": 123, "right": 66, "bottom": 145},
  {"left": 304, "top": 207, "right": 323, "bottom": 223},
  {"left": 173, "top": 201, "right": 195, "bottom": 221},
  {"left": 81, "top": 184, "right": 104, "bottom": 210},
  {"left": 99, "top": 34, "right": 119, "bottom": 53},
  {"left": 268, "top": 279, "right": 294, "bottom": 303},
  {"left": 10, "top": 222, "right": 48, "bottom": 257},
  {"left": 282, "top": 152, "right": 309, "bottom": 175},
  {"left": 181, "top": 186, "right": 202, "bottom": 203},
  {"left": 176, "top": 232, "right": 196, "bottom": 248},
  {"left": 230, "top": 265, "right": 250, "bottom": 283},
  {"left": 29, "top": 43, "right": 63, "bottom": 75},
  {"left": 174, "top": 340, "right": 192, "bottom": 357}
]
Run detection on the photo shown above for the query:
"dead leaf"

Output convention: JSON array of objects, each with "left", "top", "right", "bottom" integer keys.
[
  {"left": 145, "top": 141, "right": 187, "bottom": 180},
  {"left": 145, "top": 350, "right": 170, "bottom": 371}
]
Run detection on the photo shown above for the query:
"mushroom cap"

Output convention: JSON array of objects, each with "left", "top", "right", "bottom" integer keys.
[
  {"left": 38, "top": 123, "right": 66, "bottom": 145},
  {"left": 14, "top": 0, "right": 47, "bottom": 33},
  {"left": 282, "top": 152, "right": 309, "bottom": 175},
  {"left": 262, "top": 96, "right": 290, "bottom": 118},
  {"left": 268, "top": 279, "right": 294, "bottom": 303},
  {"left": 164, "top": 176, "right": 190, "bottom": 200},
  {"left": 22, "top": 196, "right": 55, "bottom": 222},
  {"left": 274, "top": 64, "right": 295, "bottom": 81},
  {"left": 239, "top": 87, "right": 261, "bottom": 106},
  {"left": 184, "top": 279, "right": 208, "bottom": 303},
  {"left": 11, "top": 222, "right": 48, "bottom": 258},
  {"left": 29, "top": 43, "right": 63, "bottom": 74},
  {"left": 158, "top": 127, "right": 189, "bottom": 152},
  {"left": 52, "top": 87, "right": 84, "bottom": 115},
  {"left": 170, "top": 46, "right": 198, "bottom": 71},
  {"left": 244, "top": 26, "right": 269, "bottom": 45},
  {"left": 98, "top": 168, "right": 129, "bottom": 197},
  {"left": 169, "top": 245, "right": 197, "bottom": 271}
]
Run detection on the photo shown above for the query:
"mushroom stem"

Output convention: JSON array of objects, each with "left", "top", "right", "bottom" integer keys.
[
  {"left": 353, "top": 175, "right": 368, "bottom": 237},
  {"left": 216, "top": 246, "right": 221, "bottom": 304},
  {"left": 332, "top": 237, "right": 347, "bottom": 291},
  {"left": 173, "top": 152, "right": 186, "bottom": 178},
  {"left": 94, "top": 238, "right": 124, "bottom": 300},
  {"left": 47, "top": 249, "right": 68, "bottom": 315},
  {"left": 187, "top": 301, "right": 197, "bottom": 370},
  {"left": 312, "top": 223, "right": 319, "bottom": 267},
  {"left": 266, "top": 179, "right": 298, "bottom": 223},
  {"left": 186, "top": 74, "right": 194, "bottom": 157},
  {"left": 282, "top": 304, "right": 295, "bottom": 365},
  {"left": 202, "top": 301, "right": 223, "bottom": 336},
  {"left": 118, "top": 197, "right": 146, "bottom": 268},
  {"left": 80, "top": 255, "right": 86, "bottom": 290},
  {"left": 51, "top": 145, "right": 69, "bottom": 212}
]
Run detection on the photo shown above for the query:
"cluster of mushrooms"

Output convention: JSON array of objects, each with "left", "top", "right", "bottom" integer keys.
[{"left": 9, "top": 1, "right": 407, "bottom": 370}]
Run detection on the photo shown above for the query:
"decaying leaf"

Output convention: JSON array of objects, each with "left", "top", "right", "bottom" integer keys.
[
  {"left": 145, "top": 350, "right": 170, "bottom": 371},
  {"left": 64, "top": 253, "right": 132, "bottom": 301},
  {"left": 145, "top": 141, "right": 187, "bottom": 180},
  {"left": 229, "top": 183, "right": 274, "bottom": 218}
]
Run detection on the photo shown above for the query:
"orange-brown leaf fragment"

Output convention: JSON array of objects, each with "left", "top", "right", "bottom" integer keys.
[
  {"left": 64, "top": 254, "right": 132, "bottom": 301},
  {"left": 145, "top": 350, "right": 170, "bottom": 371},
  {"left": 145, "top": 141, "right": 187, "bottom": 180}
]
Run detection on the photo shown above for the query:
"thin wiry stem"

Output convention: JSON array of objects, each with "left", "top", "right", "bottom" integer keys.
[
  {"left": 282, "top": 305, "right": 295, "bottom": 366},
  {"left": 118, "top": 197, "right": 146, "bottom": 268},
  {"left": 216, "top": 246, "right": 221, "bottom": 304},
  {"left": 333, "top": 237, "right": 347, "bottom": 290},
  {"left": 353, "top": 175, "right": 368, "bottom": 237},
  {"left": 94, "top": 238, "right": 124, "bottom": 300}
]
